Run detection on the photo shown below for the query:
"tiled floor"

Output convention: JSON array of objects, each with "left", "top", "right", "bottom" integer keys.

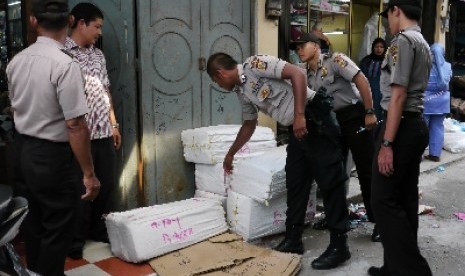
[{"left": 13, "top": 239, "right": 157, "bottom": 276}]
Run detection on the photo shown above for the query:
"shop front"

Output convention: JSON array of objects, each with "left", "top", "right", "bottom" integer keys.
[{"left": 280, "top": 0, "right": 391, "bottom": 64}]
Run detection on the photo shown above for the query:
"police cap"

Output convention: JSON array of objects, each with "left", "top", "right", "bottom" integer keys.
[
  {"left": 379, "top": 0, "right": 421, "bottom": 18},
  {"left": 289, "top": 32, "right": 321, "bottom": 50}
]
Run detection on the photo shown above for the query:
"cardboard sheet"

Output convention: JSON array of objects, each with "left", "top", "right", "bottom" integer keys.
[{"left": 149, "top": 233, "right": 301, "bottom": 276}]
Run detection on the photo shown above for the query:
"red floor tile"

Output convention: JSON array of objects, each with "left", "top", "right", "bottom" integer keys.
[
  {"left": 95, "top": 257, "right": 155, "bottom": 276},
  {"left": 65, "top": 257, "right": 90, "bottom": 271}
]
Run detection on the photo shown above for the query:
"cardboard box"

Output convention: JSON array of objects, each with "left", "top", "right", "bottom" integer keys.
[{"left": 149, "top": 233, "right": 301, "bottom": 276}]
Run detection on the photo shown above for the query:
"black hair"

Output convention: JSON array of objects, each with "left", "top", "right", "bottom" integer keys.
[
  {"left": 371, "top": 37, "right": 387, "bottom": 54},
  {"left": 70, "top": 2, "right": 104, "bottom": 29},
  {"left": 32, "top": 0, "right": 69, "bottom": 31},
  {"left": 206, "top": 53, "right": 238, "bottom": 77},
  {"left": 398, "top": 5, "right": 422, "bottom": 21}
]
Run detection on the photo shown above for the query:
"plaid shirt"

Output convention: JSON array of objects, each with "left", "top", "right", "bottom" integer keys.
[{"left": 65, "top": 37, "right": 112, "bottom": 139}]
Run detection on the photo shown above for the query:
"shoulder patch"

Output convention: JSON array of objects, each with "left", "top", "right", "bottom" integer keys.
[
  {"left": 250, "top": 56, "right": 268, "bottom": 70},
  {"left": 387, "top": 45, "right": 398, "bottom": 65},
  {"left": 333, "top": 54, "right": 347, "bottom": 68}
]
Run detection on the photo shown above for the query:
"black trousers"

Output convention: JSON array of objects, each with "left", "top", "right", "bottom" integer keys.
[
  {"left": 14, "top": 134, "right": 80, "bottom": 276},
  {"left": 72, "top": 137, "right": 116, "bottom": 249},
  {"left": 371, "top": 117, "right": 432, "bottom": 276},
  {"left": 336, "top": 103, "right": 375, "bottom": 222},
  {"left": 285, "top": 115, "right": 349, "bottom": 237}
]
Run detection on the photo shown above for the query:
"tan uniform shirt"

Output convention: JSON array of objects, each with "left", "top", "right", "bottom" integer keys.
[
  {"left": 380, "top": 25, "right": 432, "bottom": 113},
  {"left": 235, "top": 55, "right": 316, "bottom": 126},
  {"left": 306, "top": 53, "right": 361, "bottom": 112},
  {"left": 7, "top": 36, "right": 88, "bottom": 142}
]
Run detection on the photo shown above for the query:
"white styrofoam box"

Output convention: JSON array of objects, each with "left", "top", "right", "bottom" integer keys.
[
  {"left": 194, "top": 189, "right": 227, "bottom": 211},
  {"left": 181, "top": 125, "right": 276, "bottom": 164},
  {"left": 227, "top": 184, "right": 316, "bottom": 241},
  {"left": 229, "top": 146, "right": 287, "bottom": 202},
  {"left": 195, "top": 163, "right": 228, "bottom": 196},
  {"left": 105, "top": 198, "right": 228, "bottom": 263}
]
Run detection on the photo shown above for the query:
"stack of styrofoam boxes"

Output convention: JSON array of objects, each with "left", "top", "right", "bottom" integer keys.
[
  {"left": 181, "top": 125, "right": 277, "bottom": 209},
  {"left": 105, "top": 198, "right": 228, "bottom": 263},
  {"left": 226, "top": 146, "right": 317, "bottom": 241}
]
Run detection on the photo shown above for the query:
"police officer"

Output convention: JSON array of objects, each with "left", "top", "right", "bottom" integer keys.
[
  {"left": 206, "top": 53, "right": 351, "bottom": 270},
  {"left": 7, "top": 0, "right": 100, "bottom": 275},
  {"left": 291, "top": 32, "right": 380, "bottom": 241},
  {"left": 369, "top": 1, "right": 433, "bottom": 275}
]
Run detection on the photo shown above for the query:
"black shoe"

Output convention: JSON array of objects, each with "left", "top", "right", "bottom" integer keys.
[
  {"left": 368, "top": 266, "right": 388, "bottom": 276},
  {"left": 68, "top": 247, "right": 83, "bottom": 260},
  {"left": 311, "top": 244, "right": 351, "bottom": 269},
  {"left": 371, "top": 225, "right": 381, "bottom": 242},
  {"left": 273, "top": 238, "right": 304, "bottom": 255}
]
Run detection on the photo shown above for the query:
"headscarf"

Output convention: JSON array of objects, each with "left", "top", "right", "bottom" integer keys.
[
  {"left": 430, "top": 43, "right": 448, "bottom": 89},
  {"left": 369, "top": 38, "right": 387, "bottom": 61}
]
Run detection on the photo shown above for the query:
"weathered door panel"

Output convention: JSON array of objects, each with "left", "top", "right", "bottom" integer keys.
[
  {"left": 69, "top": 0, "right": 139, "bottom": 210},
  {"left": 138, "top": 0, "right": 201, "bottom": 204},
  {"left": 201, "top": 0, "right": 251, "bottom": 126},
  {"left": 139, "top": 0, "right": 251, "bottom": 204}
]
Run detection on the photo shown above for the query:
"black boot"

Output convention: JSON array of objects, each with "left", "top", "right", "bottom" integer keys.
[
  {"left": 273, "top": 226, "right": 304, "bottom": 254},
  {"left": 273, "top": 238, "right": 304, "bottom": 254},
  {"left": 371, "top": 224, "right": 381, "bottom": 242},
  {"left": 311, "top": 232, "right": 351, "bottom": 270},
  {"left": 367, "top": 266, "right": 389, "bottom": 276}
]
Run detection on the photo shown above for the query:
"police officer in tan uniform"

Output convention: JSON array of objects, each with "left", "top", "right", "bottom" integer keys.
[
  {"left": 291, "top": 33, "right": 380, "bottom": 241},
  {"left": 369, "top": 1, "right": 433, "bottom": 275},
  {"left": 7, "top": 1, "right": 100, "bottom": 275},
  {"left": 206, "top": 53, "right": 351, "bottom": 270}
]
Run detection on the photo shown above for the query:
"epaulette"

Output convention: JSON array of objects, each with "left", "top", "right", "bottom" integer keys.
[{"left": 60, "top": 49, "right": 74, "bottom": 59}]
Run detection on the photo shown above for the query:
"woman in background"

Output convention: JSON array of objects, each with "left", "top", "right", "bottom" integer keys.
[
  {"left": 423, "top": 43, "right": 452, "bottom": 162},
  {"left": 359, "top": 38, "right": 387, "bottom": 120}
]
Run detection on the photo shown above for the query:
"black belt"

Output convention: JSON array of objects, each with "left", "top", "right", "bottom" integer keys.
[{"left": 382, "top": 110, "right": 422, "bottom": 119}]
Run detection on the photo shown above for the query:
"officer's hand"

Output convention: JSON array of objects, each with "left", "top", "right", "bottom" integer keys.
[
  {"left": 112, "top": 128, "right": 122, "bottom": 150},
  {"left": 378, "top": 146, "right": 394, "bottom": 177},
  {"left": 82, "top": 175, "right": 101, "bottom": 201},
  {"left": 293, "top": 114, "right": 308, "bottom": 140},
  {"left": 365, "top": 114, "right": 377, "bottom": 130},
  {"left": 223, "top": 154, "right": 234, "bottom": 175}
]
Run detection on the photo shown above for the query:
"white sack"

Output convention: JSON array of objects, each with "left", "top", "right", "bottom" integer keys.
[
  {"left": 229, "top": 146, "right": 287, "bottom": 202},
  {"left": 181, "top": 125, "right": 276, "bottom": 164},
  {"left": 444, "top": 132, "right": 465, "bottom": 153},
  {"left": 194, "top": 189, "right": 227, "bottom": 211},
  {"left": 195, "top": 163, "right": 228, "bottom": 196},
  {"left": 227, "top": 184, "right": 316, "bottom": 241},
  {"left": 105, "top": 198, "right": 228, "bottom": 263}
]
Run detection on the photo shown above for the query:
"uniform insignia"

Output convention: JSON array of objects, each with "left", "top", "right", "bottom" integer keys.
[
  {"left": 60, "top": 49, "right": 74, "bottom": 59},
  {"left": 333, "top": 54, "right": 347, "bottom": 68},
  {"left": 257, "top": 86, "right": 271, "bottom": 101},
  {"left": 388, "top": 45, "right": 398, "bottom": 65},
  {"left": 250, "top": 57, "right": 267, "bottom": 70},
  {"left": 321, "top": 67, "right": 328, "bottom": 78}
]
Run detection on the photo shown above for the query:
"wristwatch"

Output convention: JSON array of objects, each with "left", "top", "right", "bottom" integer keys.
[
  {"left": 365, "top": 108, "right": 375, "bottom": 115},
  {"left": 112, "top": 123, "right": 120, "bottom": 129},
  {"left": 381, "top": 139, "right": 392, "bottom": 147}
]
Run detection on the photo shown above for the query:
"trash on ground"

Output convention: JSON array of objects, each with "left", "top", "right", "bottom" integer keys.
[
  {"left": 418, "top": 204, "right": 435, "bottom": 215},
  {"left": 454, "top": 212, "right": 465, "bottom": 221},
  {"left": 436, "top": 166, "right": 445, "bottom": 172}
]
